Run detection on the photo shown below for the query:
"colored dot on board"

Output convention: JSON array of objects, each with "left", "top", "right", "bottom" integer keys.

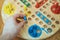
[
  {"left": 24, "top": 5, "right": 31, "bottom": 16},
  {"left": 24, "top": 5, "right": 27, "bottom": 11},
  {"left": 3, "top": 3, "right": 16, "bottom": 15},
  {"left": 47, "top": 28, "right": 52, "bottom": 33}
]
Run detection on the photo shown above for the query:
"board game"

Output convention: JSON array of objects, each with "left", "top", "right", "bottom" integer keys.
[{"left": 1, "top": 0, "right": 60, "bottom": 40}]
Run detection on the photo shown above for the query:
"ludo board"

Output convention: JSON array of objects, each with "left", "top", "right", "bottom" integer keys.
[{"left": 1, "top": 0, "right": 60, "bottom": 40}]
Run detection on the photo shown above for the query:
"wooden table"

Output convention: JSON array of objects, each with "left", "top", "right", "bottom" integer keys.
[
  {"left": 0, "top": 0, "right": 60, "bottom": 40},
  {"left": 0, "top": 0, "right": 4, "bottom": 35}
]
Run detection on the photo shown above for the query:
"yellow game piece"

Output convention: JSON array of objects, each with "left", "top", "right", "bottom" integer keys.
[
  {"left": 17, "top": 18, "right": 23, "bottom": 22},
  {"left": 3, "top": 3, "right": 16, "bottom": 15}
]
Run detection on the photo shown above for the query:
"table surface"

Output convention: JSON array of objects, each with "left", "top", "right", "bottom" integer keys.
[{"left": 0, "top": 0, "right": 60, "bottom": 40}]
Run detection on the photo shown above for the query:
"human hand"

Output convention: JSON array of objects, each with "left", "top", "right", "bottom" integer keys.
[
  {"left": 1, "top": 14, "right": 26, "bottom": 40},
  {"left": 14, "top": 14, "right": 26, "bottom": 29}
]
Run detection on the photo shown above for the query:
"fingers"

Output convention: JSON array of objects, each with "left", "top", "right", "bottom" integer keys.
[
  {"left": 17, "top": 21, "right": 25, "bottom": 27},
  {"left": 14, "top": 14, "right": 26, "bottom": 27}
]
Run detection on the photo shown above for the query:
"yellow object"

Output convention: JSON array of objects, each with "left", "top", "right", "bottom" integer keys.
[
  {"left": 3, "top": 3, "right": 16, "bottom": 15},
  {"left": 24, "top": 5, "right": 31, "bottom": 16},
  {"left": 24, "top": 5, "right": 27, "bottom": 11},
  {"left": 17, "top": 18, "right": 23, "bottom": 22}
]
